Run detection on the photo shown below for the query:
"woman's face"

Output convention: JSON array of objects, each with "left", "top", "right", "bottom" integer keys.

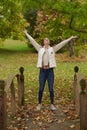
[{"left": 43, "top": 38, "right": 50, "bottom": 45}]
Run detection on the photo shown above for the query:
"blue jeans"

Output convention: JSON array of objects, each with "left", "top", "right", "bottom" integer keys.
[{"left": 38, "top": 68, "right": 54, "bottom": 104}]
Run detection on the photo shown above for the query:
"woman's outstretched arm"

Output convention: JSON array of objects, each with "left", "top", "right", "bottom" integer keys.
[
  {"left": 53, "top": 36, "right": 78, "bottom": 53},
  {"left": 23, "top": 29, "right": 41, "bottom": 52}
]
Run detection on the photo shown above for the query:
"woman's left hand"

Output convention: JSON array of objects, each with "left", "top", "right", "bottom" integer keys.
[{"left": 71, "top": 36, "right": 78, "bottom": 40}]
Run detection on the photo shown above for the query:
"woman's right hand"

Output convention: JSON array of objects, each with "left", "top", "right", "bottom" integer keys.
[
  {"left": 71, "top": 35, "right": 78, "bottom": 40},
  {"left": 22, "top": 28, "right": 27, "bottom": 34}
]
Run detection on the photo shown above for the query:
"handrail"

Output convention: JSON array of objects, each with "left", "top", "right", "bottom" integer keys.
[
  {"left": 0, "top": 67, "right": 24, "bottom": 130},
  {"left": 5, "top": 74, "right": 17, "bottom": 93},
  {"left": 74, "top": 66, "right": 87, "bottom": 130}
]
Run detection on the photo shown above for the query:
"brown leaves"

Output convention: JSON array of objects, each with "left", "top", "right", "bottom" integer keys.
[
  {"left": 7, "top": 103, "right": 58, "bottom": 130},
  {"left": 33, "top": 107, "right": 56, "bottom": 128}
]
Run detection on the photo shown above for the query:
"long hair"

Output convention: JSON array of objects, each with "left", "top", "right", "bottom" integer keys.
[{"left": 41, "top": 39, "right": 53, "bottom": 47}]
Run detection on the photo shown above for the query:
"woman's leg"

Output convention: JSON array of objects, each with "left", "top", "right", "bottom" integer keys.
[
  {"left": 38, "top": 68, "right": 46, "bottom": 104},
  {"left": 47, "top": 68, "right": 54, "bottom": 104},
  {"left": 47, "top": 69, "right": 56, "bottom": 110}
]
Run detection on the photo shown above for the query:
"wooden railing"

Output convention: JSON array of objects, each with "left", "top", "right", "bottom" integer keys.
[
  {"left": 0, "top": 80, "right": 7, "bottom": 130},
  {"left": 74, "top": 66, "right": 87, "bottom": 130},
  {"left": 0, "top": 67, "right": 24, "bottom": 130},
  {"left": 80, "top": 79, "right": 87, "bottom": 130}
]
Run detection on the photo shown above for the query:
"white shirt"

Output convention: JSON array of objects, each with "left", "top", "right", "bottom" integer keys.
[{"left": 42, "top": 48, "right": 49, "bottom": 66}]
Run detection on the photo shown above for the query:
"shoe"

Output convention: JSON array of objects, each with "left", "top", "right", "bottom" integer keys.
[
  {"left": 50, "top": 104, "right": 56, "bottom": 111},
  {"left": 36, "top": 104, "right": 42, "bottom": 110}
]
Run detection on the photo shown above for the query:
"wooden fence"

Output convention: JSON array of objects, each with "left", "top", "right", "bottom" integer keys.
[
  {"left": 0, "top": 67, "right": 24, "bottom": 130},
  {"left": 74, "top": 66, "right": 87, "bottom": 130},
  {"left": 0, "top": 80, "right": 7, "bottom": 130}
]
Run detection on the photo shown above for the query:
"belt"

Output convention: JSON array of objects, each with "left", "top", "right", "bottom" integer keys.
[{"left": 42, "top": 65, "right": 49, "bottom": 69}]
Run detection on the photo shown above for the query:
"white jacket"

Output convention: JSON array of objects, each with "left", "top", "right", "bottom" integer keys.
[
  {"left": 37, "top": 47, "right": 56, "bottom": 68},
  {"left": 24, "top": 32, "right": 74, "bottom": 68}
]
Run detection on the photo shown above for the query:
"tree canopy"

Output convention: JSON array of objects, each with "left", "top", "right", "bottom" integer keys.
[
  {"left": 33, "top": 0, "right": 87, "bottom": 43},
  {"left": 0, "top": 0, "right": 28, "bottom": 42},
  {"left": 0, "top": 0, "right": 87, "bottom": 44}
]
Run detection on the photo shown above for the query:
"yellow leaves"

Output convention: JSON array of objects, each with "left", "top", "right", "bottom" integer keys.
[
  {"left": 35, "top": 116, "right": 41, "bottom": 121},
  {"left": 38, "top": 121, "right": 43, "bottom": 127},
  {"left": 38, "top": 10, "right": 43, "bottom": 18},
  {"left": 58, "top": 118, "right": 66, "bottom": 124},
  {"left": 61, "top": 19, "right": 66, "bottom": 25},
  {"left": 70, "top": 124, "right": 75, "bottom": 129},
  {"left": 83, "top": 44, "right": 87, "bottom": 50},
  {"left": 63, "top": 109, "right": 69, "bottom": 114}
]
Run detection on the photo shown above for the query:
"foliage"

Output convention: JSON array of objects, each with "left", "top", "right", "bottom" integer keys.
[
  {"left": 0, "top": 0, "right": 28, "bottom": 42},
  {"left": 23, "top": 8, "right": 37, "bottom": 36},
  {"left": 22, "top": 0, "right": 46, "bottom": 37},
  {"left": 34, "top": 0, "right": 87, "bottom": 43},
  {"left": 0, "top": 0, "right": 87, "bottom": 49}
]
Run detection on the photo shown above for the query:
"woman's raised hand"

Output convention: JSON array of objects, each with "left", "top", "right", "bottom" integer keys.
[
  {"left": 71, "top": 35, "right": 78, "bottom": 40},
  {"left": 22, "top": 28, "right": 27, "bottom": 34}
]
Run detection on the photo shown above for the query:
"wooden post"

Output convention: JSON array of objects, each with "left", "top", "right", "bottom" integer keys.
[
  {"left": 86, "top": 80, "right": 87, "bottom": 92},
  {"left": 17, "top": 67, "right": 24, "bottom": 106},
  {"left": 74, "top": 66, "right": 80, "bottom": 115},
  {"left": 0, "top": 80, "right": 7, "bottom": 130},
  {"left": 74, "top": 66, "right": 79, "bottom": 104},
  {"left": 80, "top": 79, "right": 87, "bottom": 130},
  {"left": 74, "top": 66, "right": 84, "bottom": 115},
  {"left": 10, "top": 80, "right": 16, "bottom": 116},
  {"left": 67, "top": 40, "right": 75, "bottom": 57}
]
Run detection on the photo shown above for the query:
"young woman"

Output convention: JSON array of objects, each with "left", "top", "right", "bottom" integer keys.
[{"left": 23, "top": 29, "right": 78, "bottom": 110}]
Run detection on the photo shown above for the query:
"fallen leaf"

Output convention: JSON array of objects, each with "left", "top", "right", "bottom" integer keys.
[{"left": 70, "top": 124, "right": 75, "bottom": 129}]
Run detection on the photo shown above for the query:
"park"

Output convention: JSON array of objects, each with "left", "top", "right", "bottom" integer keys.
[{"left": 0, "top": 0, "right": 87, "bottom": 130}]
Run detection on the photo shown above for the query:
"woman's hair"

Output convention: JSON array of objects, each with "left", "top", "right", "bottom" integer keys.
[{"left": 41, "top": 39, "right": 53, "bottom": 47}]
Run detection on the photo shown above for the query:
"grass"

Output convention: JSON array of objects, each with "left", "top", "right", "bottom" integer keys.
[
  {"left": 0, "top": 39, "right": 87, "bottom": 105},
  {"left": 0, "top": 39, "right": 34, "bottom": 52}
]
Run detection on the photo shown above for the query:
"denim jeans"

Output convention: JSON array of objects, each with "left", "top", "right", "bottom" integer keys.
[{"left": 38, "top": 68, "right": 54, "bottom": 104}]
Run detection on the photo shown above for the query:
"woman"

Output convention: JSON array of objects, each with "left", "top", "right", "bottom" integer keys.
[{"left": 23, "top": 29, "right": 78, "bottom": 110}]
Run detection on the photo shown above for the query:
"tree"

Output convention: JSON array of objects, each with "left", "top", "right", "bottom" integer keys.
[
  {"left": 34, "top": 0, "right": 87, "bottom": 44},
  {"left": 22, "top": 0, "right": 45, "bottom": 37},
  {"left": 0, "top": 0, "right": 28, "bottom": 43}
]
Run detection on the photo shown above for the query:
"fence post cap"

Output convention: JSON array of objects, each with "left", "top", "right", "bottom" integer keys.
[
  {"left": 0, "top": 80, "right": 5, "bottom": 83},
  {"left": 0, "top": 80, "right": 5, "bottom": 89},
  {"left": 80, "top": 79, "right": 87, "bottom": 94},
  {"left": 74, "top": 66, "right": 79, "bottom": 73},
  {"left": 19, "top": 67, "right": 24, "bottom": 75}
]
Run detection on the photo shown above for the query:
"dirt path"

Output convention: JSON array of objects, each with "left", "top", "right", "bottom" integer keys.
[{"left": 25, "top": 105, "right": 80, "bottom": 130}]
